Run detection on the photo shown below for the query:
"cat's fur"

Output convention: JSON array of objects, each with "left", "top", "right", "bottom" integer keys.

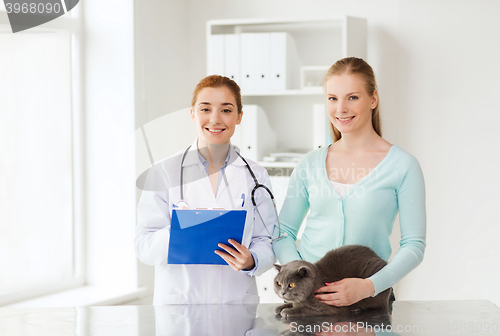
[{"left": 274, "top": 245, "right": 391, "bottom": 318}]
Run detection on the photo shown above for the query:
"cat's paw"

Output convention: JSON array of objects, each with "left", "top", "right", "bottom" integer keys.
[
  {"left": 275, "top": 303, "right": 293, "bottom": 315},
  {"left": 280, "top": 307, "right": 296, "bottom": 318}
]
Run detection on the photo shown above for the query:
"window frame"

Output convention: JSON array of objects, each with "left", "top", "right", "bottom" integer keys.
[{"left": 0, "top": 8, "right": 85, "bottom": 306}]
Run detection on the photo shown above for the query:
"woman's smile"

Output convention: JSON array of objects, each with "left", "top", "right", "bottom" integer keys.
[
  {"left": 204, "top": 127, "right": 226, "bottom": 134},
  {"left": 336, "top": 116, "right": 355, "bottom": 124},
  {"left": 190, "top": 86, "right": 242, "bottom": 145}
]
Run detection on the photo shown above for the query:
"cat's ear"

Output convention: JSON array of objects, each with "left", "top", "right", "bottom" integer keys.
[
  {"left": 297, "top": 266, "right": 310, "bottom": 278},
  {"left": 274, "top": 264, "right": 282, "bottom": 272}
]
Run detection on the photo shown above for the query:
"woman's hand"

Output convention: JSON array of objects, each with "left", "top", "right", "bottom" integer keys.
[
  {"left": 215, "top": 239, "right": 255, "bottom": 271},
  {"left": 314, "top": 278, "right": 375, "bottom": 306}
]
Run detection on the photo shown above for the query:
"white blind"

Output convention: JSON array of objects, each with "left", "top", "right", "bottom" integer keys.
[{"left": 0, "top": 29, "right": 74, "bottom": 295}]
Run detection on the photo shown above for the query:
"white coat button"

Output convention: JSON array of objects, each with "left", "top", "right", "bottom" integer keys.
[{"left": 213, "top": 297, "right": 218, "bottom": 303}]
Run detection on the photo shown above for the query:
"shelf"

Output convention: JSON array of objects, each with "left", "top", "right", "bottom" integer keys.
[
  {"left": 207, "top": 16, "right": 366, "bottom": 165},
  {"left": 257, "top": 161, "right": 297, "bottom": 168},
  {"left": 207, "top": 16, "right": 346, "bottom": 26},
  {"left": 242, "top": 89, "right": 324, "bottom": 97},
  {"left": 207, "top": 17, "right": 348, "bottom": 34}
]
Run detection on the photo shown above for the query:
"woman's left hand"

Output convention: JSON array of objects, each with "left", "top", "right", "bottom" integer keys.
[
  {"left": 314, "top": 278, "right": 375, "bottom": 306},
  {"left": 215, "top": 239, "right": 255, "bottom": 271}
]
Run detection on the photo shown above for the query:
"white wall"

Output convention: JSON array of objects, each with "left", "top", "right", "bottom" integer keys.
[
  {"left": 134, "top": 0, "right": 192, "bottom": 127},
  {"left": 133, "top": 0, "right": 198, "bottom": 293},
  {"left": 393, "top": 0, "right": 500, "bottom": 304},
  {"left": 84, "top": 0, "right": 137, "bottom": 289},
  {"left": 135, "top": 0, "right": 500, "bottom": 304}
]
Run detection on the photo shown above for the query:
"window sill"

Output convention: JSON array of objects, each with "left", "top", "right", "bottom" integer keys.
[{"left": 3, "top": 286, "right": 149, "bottom": 308}]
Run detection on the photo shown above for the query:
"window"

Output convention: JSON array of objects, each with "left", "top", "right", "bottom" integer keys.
[{"left": 0, "top": 11, "right": 83, "bottom": 305}]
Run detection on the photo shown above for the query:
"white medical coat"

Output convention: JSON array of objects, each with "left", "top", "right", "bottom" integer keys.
[{"left": 134, "top": 139, "right": 276, "bottom": 305}]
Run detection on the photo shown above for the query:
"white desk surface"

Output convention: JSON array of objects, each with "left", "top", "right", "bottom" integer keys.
[{"left": 1, "top": 300, "right": 499, "bottom": 335}]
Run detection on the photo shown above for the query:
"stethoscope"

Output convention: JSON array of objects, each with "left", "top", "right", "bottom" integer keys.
[{"left": 178, "top": 145, "right": 285, "bottom": 242}]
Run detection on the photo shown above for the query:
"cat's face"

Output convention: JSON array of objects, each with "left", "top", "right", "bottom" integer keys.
[{"left": 274, "top": 261, "right": 317, "bottom": 303}]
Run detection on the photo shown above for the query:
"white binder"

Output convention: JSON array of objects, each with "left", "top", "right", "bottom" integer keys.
[
  {"left": 312, "top": 104, "right": 328, "bottom": 150},
  {"left": 240, "top": 33, "right": 256, "bottom": 92},
  {"left": 240, "top": 33, "right": 271, "bottom": 92},
  {"left": 224, "top": 34, "right": 240, "bottom": 84},
  {"left": 270, "top": 32, "right": 299, "bottom": 91},
  {"left": 207, "top": 34, "right": 224, "bottom": 76},
  {"left": 254, "top": 33, "right": 270, "bottom": 92},
  {"left": 232, "top": 105, "right": 277, "bottom": 162}
]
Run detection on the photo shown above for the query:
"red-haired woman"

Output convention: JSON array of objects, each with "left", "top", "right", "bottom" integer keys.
[{"left": 135, "top": 75, "right": 276, "bottom": 305}]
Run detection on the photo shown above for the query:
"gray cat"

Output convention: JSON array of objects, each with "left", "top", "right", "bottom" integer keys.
[{"left": 274, "top": 245, "right": 391, "bottom": 318}]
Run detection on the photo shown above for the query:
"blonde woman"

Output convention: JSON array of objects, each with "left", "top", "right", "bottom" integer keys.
[{"left": 273, "top": 57, "right": 426, "bottom": 313}]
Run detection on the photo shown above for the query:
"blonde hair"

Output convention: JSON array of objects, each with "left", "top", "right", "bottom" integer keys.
[{"left": 323, "top": 57, "right": 381, "bottom": 142}]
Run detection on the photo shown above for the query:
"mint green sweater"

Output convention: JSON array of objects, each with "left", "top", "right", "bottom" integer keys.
[{"left": 272, "top": 145, "right": 426, "bottom": 296}]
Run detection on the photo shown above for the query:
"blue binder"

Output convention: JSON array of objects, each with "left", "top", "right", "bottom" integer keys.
[{"left": 168, "top": 209, "right": 247, "bottom": 265}]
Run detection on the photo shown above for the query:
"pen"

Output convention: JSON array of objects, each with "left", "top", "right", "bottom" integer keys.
[{"left": 241, "top": 193, "right": 245, "bottom": 207}]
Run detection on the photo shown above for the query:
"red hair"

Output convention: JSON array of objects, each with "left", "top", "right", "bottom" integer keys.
[{"left": 191, "top": 75, "right": 242, "bottom": 114}]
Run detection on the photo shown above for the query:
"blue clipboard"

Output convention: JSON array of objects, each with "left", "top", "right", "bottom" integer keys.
[{"left": 168, "top": 209, "right": 247, "bottom": 265}]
